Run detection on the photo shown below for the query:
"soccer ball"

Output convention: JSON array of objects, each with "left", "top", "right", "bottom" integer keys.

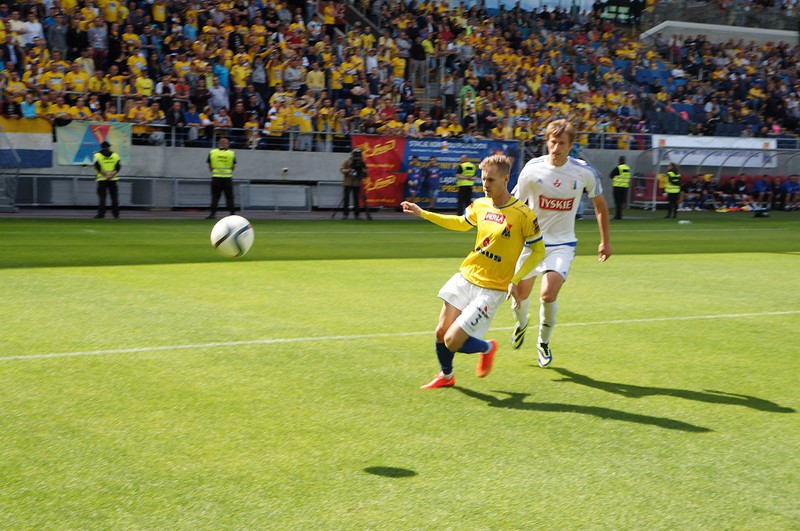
[{"left": 210, "top": 215, "right": 254, "bottom": 258}]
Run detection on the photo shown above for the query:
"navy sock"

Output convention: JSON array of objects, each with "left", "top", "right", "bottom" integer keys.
[
  {"left": 460, "top": 336, "right": 490, "bottom": 354},
  {"left": 435, "top": 342, "right": 454, "bottom": 375}
]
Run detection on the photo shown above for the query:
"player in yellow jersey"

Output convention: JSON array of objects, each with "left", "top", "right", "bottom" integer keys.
[{"left": 402, "top": 154, "right": 545, "bottom": 389}]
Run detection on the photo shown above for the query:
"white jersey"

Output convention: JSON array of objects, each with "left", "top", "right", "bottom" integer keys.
[{"left": 514, "top": 155, "right": 603, "bottom": 246}]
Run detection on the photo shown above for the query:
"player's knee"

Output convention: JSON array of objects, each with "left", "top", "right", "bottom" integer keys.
[
  {"left": 517, "top": 279, "right": 534, "bottom": 300},
  {"left": 540, "top": 293, "right": 558, "bottom": 304},
  {"left": 434, "top": 324, "right": 447, "bottom": 342},
  {"left": 442, "top": 331, "right": 462, "bottom": 352}
]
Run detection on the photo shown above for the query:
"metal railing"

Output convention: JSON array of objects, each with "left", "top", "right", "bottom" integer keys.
[{"left": 53, "top": 120, "right": 800, "bottom": 152}]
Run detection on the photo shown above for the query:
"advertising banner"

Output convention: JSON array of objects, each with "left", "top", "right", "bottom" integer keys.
[
  {"left": 400, "top": 138, "right": 520, "bottom": 210},
  {"left": 56, "top": 122, "right": 132, "bottom": 166},
  {"left": 652, "top": 135, "right": 777, "bottom": 168},
  {"left": 350, "top": 135, "right": 408, "bottom": 207}
]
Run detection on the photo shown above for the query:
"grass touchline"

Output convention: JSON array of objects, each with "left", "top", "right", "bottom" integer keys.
[{"left": 4, "top": 309, "right": 797, "bottom": 363}]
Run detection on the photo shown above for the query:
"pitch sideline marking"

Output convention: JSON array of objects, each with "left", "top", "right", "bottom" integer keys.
[{"left": 2, "top": 310, "right": 798, "bottom": 362}]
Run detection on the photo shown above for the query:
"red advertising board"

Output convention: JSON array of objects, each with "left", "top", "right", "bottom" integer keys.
[{"left": 351, "top": 135, "right": 407, "bottom": 207}]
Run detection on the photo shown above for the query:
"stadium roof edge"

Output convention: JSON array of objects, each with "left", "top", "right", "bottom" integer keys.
[{"left": 639, "top": 20, "right": 798, "bottom": 46}]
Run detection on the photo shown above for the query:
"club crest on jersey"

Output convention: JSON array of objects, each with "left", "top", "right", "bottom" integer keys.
[
  {"left": 539, "top": 196, "right": 575, "bottom": 211},
  {"left": 502, "top": 223, "right": 512, "bottom": 238},
  {"left": 553, "top": 179, "right": 562, "bottom": 188},
  {"left": 484, "top": 212, "right": 506, "bottom": 224}
]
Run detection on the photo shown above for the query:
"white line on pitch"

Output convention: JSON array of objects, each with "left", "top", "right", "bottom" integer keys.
[{"left": 2, "top": 310, "right": 798, "bottom": 362}]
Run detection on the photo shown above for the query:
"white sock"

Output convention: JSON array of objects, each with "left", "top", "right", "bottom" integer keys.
[
  {"left": 538, "top": 299, "right": 557, "bottom": 344},
  {"left": 513, "top": 297, "right": 531, "bottom": 327}
]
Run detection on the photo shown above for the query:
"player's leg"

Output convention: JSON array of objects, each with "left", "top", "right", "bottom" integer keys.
[
  {"left": 423, "top": 302, "right": 460, "bottom": 385},
  {"left": 422, "top": 275, "right": 465, "bottom": 389},
  {"left": 444, "top": 288, "right": 503, "bottom": 378},
  {"left": 510, "top": 244, "right": 542, "bottom": 349},
  {"left": 511, "top": 276, "right": 535, "bottom": 349},
  {"left": 537, "top": 271, "right": 565, "bottom": 367},
  {"left": 534, "top": 245, "right": 574, "bottom": 367}
]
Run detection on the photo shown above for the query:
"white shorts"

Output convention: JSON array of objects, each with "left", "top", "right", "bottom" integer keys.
[
  {"left": 515, "top": 244, "right": 576, "bottom": 281},
  {"left": 437, "top": 273, "right": 506, "bottom": 339}
]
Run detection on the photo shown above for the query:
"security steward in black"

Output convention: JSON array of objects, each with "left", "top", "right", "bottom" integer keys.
[
  {"left": 455, "top": 154, "right": 477, "bottom": 214},
  {"left": 664, "top": 162, "right": 682, "bottom": 218},
  {"left": 609, "top": 155, "right": 631, "bottom": 220},
  {"left": 207, "top": 137, "right": 236, "bottom": 219},
  {"left": 93, "top": 141, "right": 121, "bottom": 219}
]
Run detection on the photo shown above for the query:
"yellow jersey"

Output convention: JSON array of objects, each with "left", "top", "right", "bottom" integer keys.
[{"left": 458, "top": 197, "right": 542, "bottom": 291}]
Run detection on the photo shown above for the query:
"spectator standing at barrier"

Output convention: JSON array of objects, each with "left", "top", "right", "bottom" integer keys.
[
  {"left": 609, "top": 155, "right": 631, "bottom": 220},
  {"left": 405, "top": 155, "right": 424, "bottom": 203},
  {"left": 664, "top": 162, "right": 682, "bottom": 218},
  {"left": 423, "top": 155, "right": 441, "bottom": 210},
  {"left": 93, "top": 141, "right": 121, "bottom": 219},
  {"left": 206, "top": 137, "right": 236, "bottom": 220},
  {"left": 165, "top": 99, "right": 186, "bottom": 146},
  {"left": 455, "top": 154, "right": 477, "bottom": 214}
]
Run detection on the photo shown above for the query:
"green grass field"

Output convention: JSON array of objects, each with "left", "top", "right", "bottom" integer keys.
[{"left": 1, "top": 212, "right": 799, "bottom": 529}]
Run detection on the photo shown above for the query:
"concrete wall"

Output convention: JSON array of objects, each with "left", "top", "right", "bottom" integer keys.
[
  {"left": 32, "top": 145, "right": 351, "bottom": 183},
  {"left": 18, "top": 146, "right": 635, "bottom": 209}
]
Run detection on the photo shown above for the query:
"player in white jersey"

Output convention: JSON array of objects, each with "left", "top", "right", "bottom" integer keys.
[{"left": 510, "top": 119, "right": 613, "bottom": 367}]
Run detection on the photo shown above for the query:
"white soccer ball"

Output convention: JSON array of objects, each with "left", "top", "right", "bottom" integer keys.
[{"left": 210, "top": 215, "right": 255, "bottom": 258}]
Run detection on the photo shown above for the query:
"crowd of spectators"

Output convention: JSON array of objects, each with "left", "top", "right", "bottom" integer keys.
[{"left": 0, "top": 0, "right": 799, "bottom": 153}]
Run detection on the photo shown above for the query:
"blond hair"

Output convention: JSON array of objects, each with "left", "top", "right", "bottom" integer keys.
[
  {"left": 545, "top": 119, "right": 577, "bottom": 144},
  {"left": 479, "top": 154, "right": 511, "bottom": 177}
]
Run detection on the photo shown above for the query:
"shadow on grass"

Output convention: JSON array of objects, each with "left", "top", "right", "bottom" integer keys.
[
  {"left": 455, "top": 387, "right": 712, "bottom": 433},
  {"left": 363, "top": 466, "right": 418, "bottom": 478},
  {"left": 551, "top": 368, "right": 795, "bottom": 414}
]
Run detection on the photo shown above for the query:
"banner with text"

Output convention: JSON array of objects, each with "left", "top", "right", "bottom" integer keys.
[
  {"left": 56, "top": 122, "right": 132, "bottom": 166},
  {"left": 350, "top": 135, "right": 408, "bottom": 207},
  {"left": 401, "top": 138, "right": 521, "bottom": 210},
  {"left": 652, "top": 135, "right": 777, "bottom": 168}
]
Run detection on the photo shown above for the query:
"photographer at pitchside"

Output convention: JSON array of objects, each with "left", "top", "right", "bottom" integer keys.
[{"left": 339, "top": 148, "right": 371, "bottom": 220}]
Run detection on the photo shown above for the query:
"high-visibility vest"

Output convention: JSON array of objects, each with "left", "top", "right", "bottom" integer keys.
[
  {"left": 456, "top": 161, "right": 477, "bottom": 187},
  {"left": 93, "top": 151, "right": 120, "bottom": 181},
  {"left": 209, "top": 148, "right": 235, "bottom": 178},
  {"left": 613, "top": 164, "right": 631, "bottom": 188},
  {"left": 665, "top": 171, "right": 681, "bottom": 193}
]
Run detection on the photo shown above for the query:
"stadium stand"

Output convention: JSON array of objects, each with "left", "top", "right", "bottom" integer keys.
[{"left": 0, "top": 0, "right": 797, "bottom": 157}]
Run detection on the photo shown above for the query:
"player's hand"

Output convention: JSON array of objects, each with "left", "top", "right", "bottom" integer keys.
[
  {"left": 401, "top": 201, "right": 422, "bottom": 217},
  {"left": 598, "top": 242, "right": 613, "bottom": 262},
  {"left": 506, "top": 283, "right": 521, "bottom": 309}
]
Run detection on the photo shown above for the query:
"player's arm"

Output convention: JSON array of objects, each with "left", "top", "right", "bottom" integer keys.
[
  {"left": 591, "top": 193, "right": 613, "bottom": 261},
  {"left": 401, "top": 201, "right": 471, "bottom": 231},
  {"left": 511, "top": 236, "right": 544, "bottom": 285}
]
